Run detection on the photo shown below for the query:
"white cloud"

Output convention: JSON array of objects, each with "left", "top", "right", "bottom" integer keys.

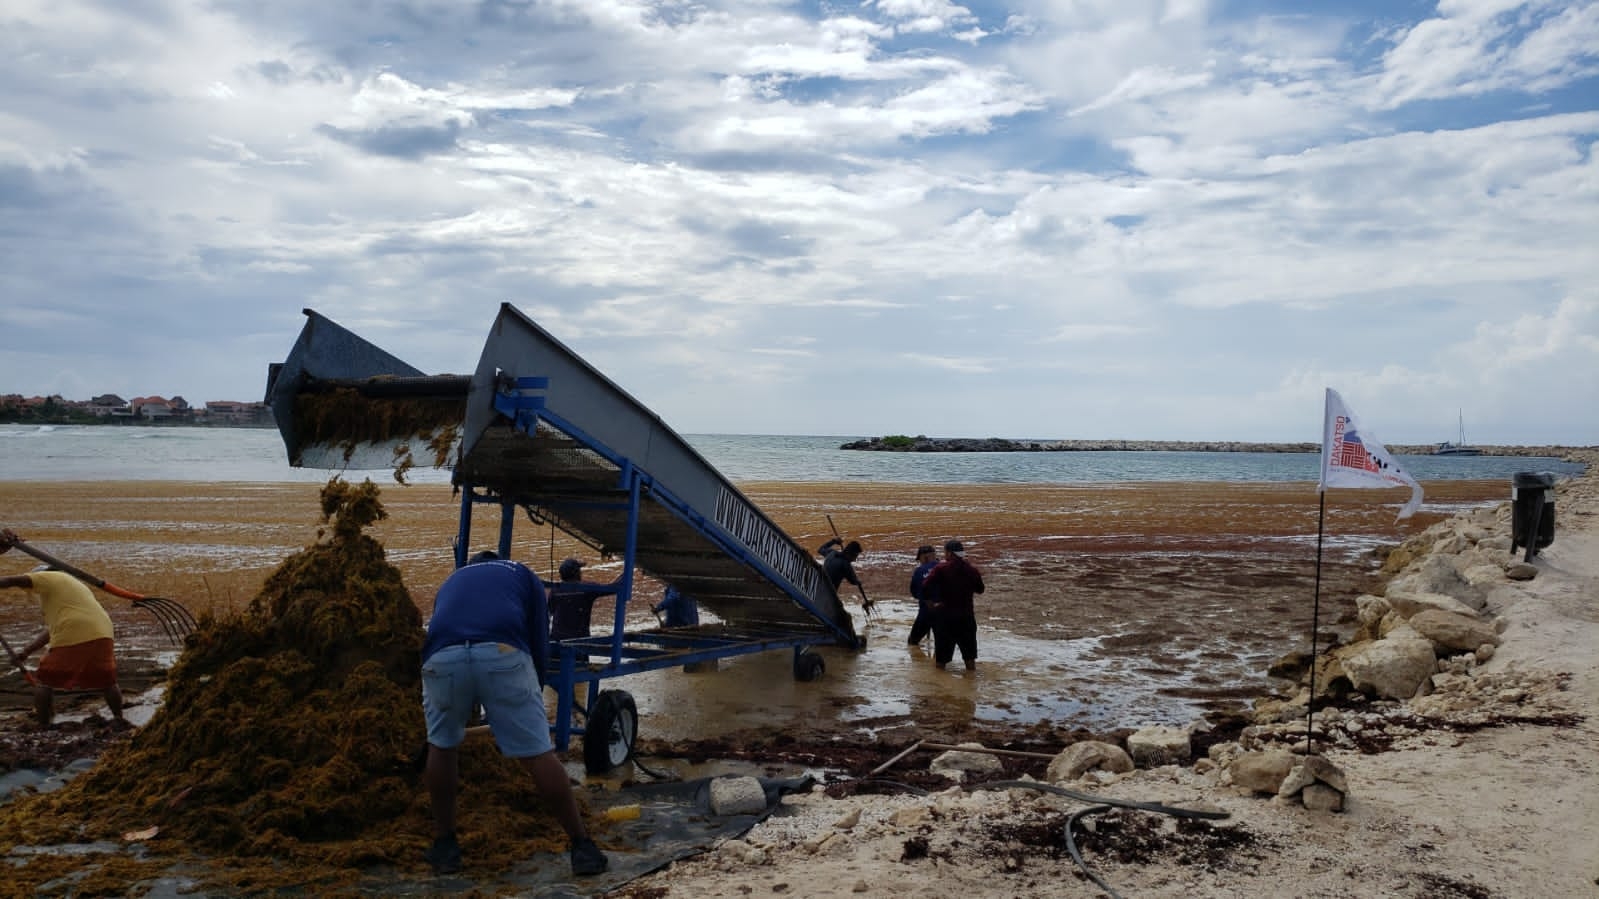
[
  {"left": 0, "top": 0, "right": 1593, "bottom": 444},
  {"left": 1375, "top": 0, "right": 1599, "bottom": 107}
]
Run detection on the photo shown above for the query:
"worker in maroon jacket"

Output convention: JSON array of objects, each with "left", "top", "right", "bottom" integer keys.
[{"left": 921, "top": 539, "right": 985, "bottom": 671}]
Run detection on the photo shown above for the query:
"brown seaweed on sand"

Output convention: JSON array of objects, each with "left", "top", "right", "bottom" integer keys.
[{"left": 0, "top": 478, "right": 593, "bottom": 894}]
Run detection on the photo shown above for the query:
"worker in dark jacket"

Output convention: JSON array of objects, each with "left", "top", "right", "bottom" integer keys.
[
  {"left": 548, "top": 557, "right": 623, "bottom": 658},
  {"left": 817, "top": 537, "right": 863, "bottom": 592},
  {"left": 921, "top": 539, "right": 985, "bottom": 671},
  {"left": 818, "top": 537, "right": 875, "bottom": 618}
]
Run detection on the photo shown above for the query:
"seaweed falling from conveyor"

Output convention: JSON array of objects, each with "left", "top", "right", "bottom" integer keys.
[
  {"left": 291, "top": 384, "right": 463, "bottom": 483},
  {"left": 0, "top": 478, "right": 598, "bottom": 892}
]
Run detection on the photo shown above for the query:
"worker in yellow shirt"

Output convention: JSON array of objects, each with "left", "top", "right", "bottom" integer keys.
[{"left": 0, "top": 528, "right": 125, "bottom": 728}]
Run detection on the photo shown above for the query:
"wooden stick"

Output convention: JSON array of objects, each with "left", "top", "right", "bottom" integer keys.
[
  {"left": 869, "top": 739, "right": 924, "bottom": 776},
  {"left": 917, "top": 741, "right": 1058, "bottom": 761}
]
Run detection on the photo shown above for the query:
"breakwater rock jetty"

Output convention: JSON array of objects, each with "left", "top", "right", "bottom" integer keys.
[
  {"left": 839, "top": 436, "right": 1586, "bottom": 456},
  {"left": 839, "top": 436, "right": 1319, "bottom": 453}
]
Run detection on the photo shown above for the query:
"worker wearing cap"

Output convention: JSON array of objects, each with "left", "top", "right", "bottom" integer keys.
[
  {"left": 816, "top": 537, "right": 864, "bottom": 593},
  {"left": 921, "top": 539, "right": 985, "bottom": 671},
  {"left": 0, "top": 528, "right": 125, "bottom": 728},
  {"left": 547, "top": 558, "right": 623, "bottom": 657}
]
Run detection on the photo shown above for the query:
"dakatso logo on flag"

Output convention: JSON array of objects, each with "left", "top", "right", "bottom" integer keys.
[{"left": 1318, "top": 388, "right": 1423, "bottom": 520}]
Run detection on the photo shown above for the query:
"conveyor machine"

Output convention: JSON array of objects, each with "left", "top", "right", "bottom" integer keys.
[{"left": 265, "top": 304, "right": 863, "bottom": 772}]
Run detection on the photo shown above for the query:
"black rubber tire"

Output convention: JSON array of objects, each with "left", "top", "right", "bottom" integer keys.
[
  {"left": 582, "top": 690, "right": 638, "bottom": 774},
  {"left": 794, "top": 650, "right": 825, "bottom": 682}
]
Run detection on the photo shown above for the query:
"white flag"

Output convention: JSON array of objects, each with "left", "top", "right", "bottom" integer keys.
[{"left": 1319, "top": 388, "right": 1423, "bottom": 520}]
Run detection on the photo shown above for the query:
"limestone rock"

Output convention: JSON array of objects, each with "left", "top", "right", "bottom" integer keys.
[
  {"left": 1354, "top": 594, "right": 1392, "bottom": 636},
  {"left": 1267, "top": 649, "right": 1312, "bottom": 682},
  {"left": 1385, "top": 554, "right": 1486, "bottom": 610},
  {"left": 929, "top": 743, "right": 1005, "bottom": 781},
  {"left": 1382, "top": 589, "right": 1480, "bottom": 620},
  {"left": 1127, "top": 726, "right": 1190, "bottom": 768},
  {"left": 1407, "top": 609, "right": 1500, "bottom": 653},
  {"left": 709, "top": 776, "right": 769, "bottom": 816},
  {"left": 1503, "top": 561, "right": 1539, "bottom": 580},
  {"left": 716, "top": 838, "right": 756, "bottom": 862},
  {"left": 1227, "top": 749, "right": 1298, "bottom": 794},
  {"left": 1301, "top": 783, "right": 1345, "bottom": 812},
  {"left": 890, "top": 806, "right": 930, "bottom": 828},
  {"left": 1343, "top": 629, "right": 1438, "bottom": 700},
  {"left": 1047, "top": 741, "right": 1134, "bottom": 783},
  {"left": 1278, "top": 754, "right": 1347, "bottom": 796},
  {"left": 1279, "top": 756, "right": 1348, "bottom": 813},
  {"left": 1477, "top": 535, "right": 1513, "bottom": 553}
]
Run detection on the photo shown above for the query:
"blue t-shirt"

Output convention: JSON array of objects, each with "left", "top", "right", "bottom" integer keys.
[
  {"left": 910, "top": 559, "right": 939, "bottom": 605},
  {"left": 422, "top": 559, "right": 548, "bottom": 664}
]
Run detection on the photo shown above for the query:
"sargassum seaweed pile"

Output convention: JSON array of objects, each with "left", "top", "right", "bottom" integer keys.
[{"left": 0, "top": 479, "right": 591, "bottom": 895}]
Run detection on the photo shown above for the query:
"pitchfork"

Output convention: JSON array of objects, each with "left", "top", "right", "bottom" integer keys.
[{"left": 6, "top": 538, "right": 197, "bottom": 644}]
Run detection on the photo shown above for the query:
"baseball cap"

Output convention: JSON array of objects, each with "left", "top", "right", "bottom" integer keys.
[
  {"left": 915, "top": 544, "right": 936, "bottom": 558},
  {"left": 943, "top": 540, "right": 964, "bottom": 555},
  {"left": 558, "top": 558, "right": 584, "bottom": 579}
]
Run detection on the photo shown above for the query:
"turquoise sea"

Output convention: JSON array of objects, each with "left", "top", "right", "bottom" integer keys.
[{"left": 0, "top": 424, "right": 1584, "bottom": 484}]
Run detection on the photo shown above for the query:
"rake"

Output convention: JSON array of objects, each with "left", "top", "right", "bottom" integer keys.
[{"left": 9, "top": 538, "right": 197, "bottom": 644}]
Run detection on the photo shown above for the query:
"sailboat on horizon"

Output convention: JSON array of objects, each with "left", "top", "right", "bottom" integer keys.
[{"left": 1434, "top": 410, "right": 1481, "bottom": 456}]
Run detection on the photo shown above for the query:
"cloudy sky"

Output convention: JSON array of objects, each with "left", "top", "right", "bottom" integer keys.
[{"left": 2, "top": 0, "right": 1595, "bottom": 444}]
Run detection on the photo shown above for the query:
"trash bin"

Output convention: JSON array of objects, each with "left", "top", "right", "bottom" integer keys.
[{"left": 1510, "top": 472, "right": 1556, "bottom": 561}]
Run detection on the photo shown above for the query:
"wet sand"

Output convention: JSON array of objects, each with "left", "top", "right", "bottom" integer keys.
[{"left": 0, "top": 478, "right": 1512, "bottom": 744}]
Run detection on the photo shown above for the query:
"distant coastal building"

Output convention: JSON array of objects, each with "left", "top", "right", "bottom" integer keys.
[
  {"left": 130, "top": 396, "right": 177, "bottom": 420},
  {"left": 2, "top": 391, "right": 273, "bottom": 426},
  {"left": 87, "top": 394, "right": 126, "bottom": 417},
  {"left": 202, "top": 400, "right": 273, "bottom": 425}
]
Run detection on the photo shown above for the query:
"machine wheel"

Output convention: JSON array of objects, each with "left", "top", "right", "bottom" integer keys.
[
  {"left": 794, "top": 650, "right": 825, "bottom": 682},
  {"left": 583, "top": 690, "right": 638, "bottom": 774}
]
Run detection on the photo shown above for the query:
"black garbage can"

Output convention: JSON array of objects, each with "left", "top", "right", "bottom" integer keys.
[{"left": 1510, "top": 472, "right": 1556, "bottom": 561}]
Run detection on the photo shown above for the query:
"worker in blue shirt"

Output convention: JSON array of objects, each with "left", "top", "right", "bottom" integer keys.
[
  {"left": 907, "top": 544, "right": 940, "bottom": 649},
  {"left": 420, "top": 550, "right": 607, "bottom": 877},
  {"left": 653, "top": 585, "right": 700, "bottom": 627}
]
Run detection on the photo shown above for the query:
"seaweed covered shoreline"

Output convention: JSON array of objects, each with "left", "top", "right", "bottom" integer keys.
[{"left": 0, "top": 480, "right": 597, "bottom": 895}]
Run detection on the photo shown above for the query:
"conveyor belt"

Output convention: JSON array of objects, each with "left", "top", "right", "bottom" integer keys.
[{"left": 265, "top": 305, "right": 859, "bottom": 646}]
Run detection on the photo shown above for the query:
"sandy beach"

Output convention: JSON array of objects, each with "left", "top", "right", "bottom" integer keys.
[{"left": 0, "top": 464, "right": 1594, "bottom": 896}]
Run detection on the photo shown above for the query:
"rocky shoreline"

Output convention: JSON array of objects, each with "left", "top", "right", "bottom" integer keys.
[
  {"left": 840, "top": 435, "right": 1590, "bottom": 457},
  {"left": 631, "top": 449, "right": 1599, "bottom": 898}
]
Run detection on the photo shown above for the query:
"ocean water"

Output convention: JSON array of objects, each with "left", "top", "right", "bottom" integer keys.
[{"left": 0, "top": 424, "right": 1584, "bottom": 485}]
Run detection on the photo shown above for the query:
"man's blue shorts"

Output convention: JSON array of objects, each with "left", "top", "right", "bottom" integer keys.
[{"left": 422, "top": 642, "right": 553, "bottom": 758}]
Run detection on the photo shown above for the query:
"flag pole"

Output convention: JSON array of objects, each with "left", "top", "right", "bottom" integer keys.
[
  {"left": 1307, "top": 491, "right": 1326, "bottom": 755},
  {"left": 1312, "top": 388, "right": 1423, "bottom": 756}
]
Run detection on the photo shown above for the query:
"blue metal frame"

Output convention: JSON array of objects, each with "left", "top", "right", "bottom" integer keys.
[{"left": 451, "top": 374, "right": 846, "bottom": 753}]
